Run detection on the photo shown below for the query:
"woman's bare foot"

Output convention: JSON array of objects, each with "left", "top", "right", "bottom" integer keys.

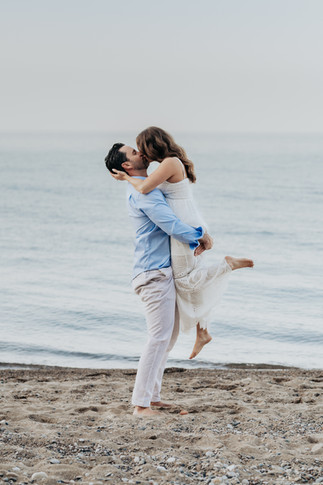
[
  {"left": 151, "top": 401, "right": 173, "bottom": 409},
  {"left": 225, "top": 256, "right": 254, "bottom": 271},
  {"left": 133, "top": 406, "right": 161, "bottom": 416},
  {"left": 189, "top": 324, "right": 212, "bottom": 359}
]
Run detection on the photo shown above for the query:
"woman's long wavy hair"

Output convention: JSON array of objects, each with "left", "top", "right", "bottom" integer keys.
[{"left": 136, "top": 127, "right": 196, "bottom": 183}]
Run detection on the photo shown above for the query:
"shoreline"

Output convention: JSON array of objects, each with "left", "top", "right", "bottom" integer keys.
[
  {"left": 0, "top": 361, "right": 310, "bottom": 371},
  {"left": 1, "top": 366, "right": 322, "bottom": 484}
]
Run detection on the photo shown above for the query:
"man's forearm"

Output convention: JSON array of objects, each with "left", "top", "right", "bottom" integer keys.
[
  {"left": 170, "top": 222, "right": 204, "bottom": 249},
  {"left": 142, "top": 197, "right": 205, "bottom": 249}
]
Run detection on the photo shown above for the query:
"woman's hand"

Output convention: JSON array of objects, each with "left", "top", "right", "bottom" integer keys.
[{"left": 111, "top": 169, "right": 129, "bottom": 181}]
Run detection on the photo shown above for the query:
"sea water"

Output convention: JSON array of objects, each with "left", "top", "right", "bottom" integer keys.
[{"left": 1, "top": 132, "right": 322, "bottom": 369}]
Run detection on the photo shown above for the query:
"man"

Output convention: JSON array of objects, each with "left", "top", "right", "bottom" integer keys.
[{"left": 105, "top": 143, "right": 212, "bottom": 416}]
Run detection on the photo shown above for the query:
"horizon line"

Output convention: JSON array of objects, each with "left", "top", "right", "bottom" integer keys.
[{"left": 1, "top": 129, "right": 323, "bottom": 135}]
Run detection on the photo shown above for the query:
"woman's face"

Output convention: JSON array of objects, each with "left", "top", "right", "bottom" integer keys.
[
  {"left": 136, "top": 141, "right": 151, "bottom": 163},
  {"left": 137, "top": 133, "right": 162, "bottom": 162}
]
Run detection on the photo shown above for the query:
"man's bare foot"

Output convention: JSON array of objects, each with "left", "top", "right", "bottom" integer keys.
[
  {"left": 133, "top": 406, "right": 161, "bottom": 416},
  {"left": 151, "top": 401, "right": 173, "bottom": 409},
  {"left": 225, "top": 256, "right": 254, "bottom": 271},
  {"left": 189, "top": 324, "right": 212, "bottom": 359}
]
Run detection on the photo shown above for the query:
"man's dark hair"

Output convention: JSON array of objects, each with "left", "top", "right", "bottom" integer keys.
[{"left": 105, "top": 143, "right": 127, "bottom": 173}]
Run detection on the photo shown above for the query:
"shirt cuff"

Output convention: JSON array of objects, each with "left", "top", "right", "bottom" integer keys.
[{"left": 189, "top": 226, "right": 204, "bottom": 250}]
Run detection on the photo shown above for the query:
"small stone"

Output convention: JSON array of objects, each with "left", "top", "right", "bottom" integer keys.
[
  {"left": 206, "top": 451, "right": 214, "bottom": 457},
  {"left": 49, "top": 458, "right": 61, "bottom": 464},
  {"left": 167, "top": 457, "right": 176, "bottom": 463},
  {"left": 308, "top": 436, "right": 319, "bottom": 443},
  {"left": 79, "top": 438, "right": 85, "bottom": 442},
  {"left": 312, "top": 443, "right": 323, "bottom": 454},
  {"left": 6, "top": 473, "right": 18, "bottom": 482},
  {"left": 31, "top": 472, "right": 48, "bottom": 481},
  {"left": 227, "top": 465, "right": 236, "bottom": 471},
  {"left": 241, "top": 480, "right": 249, "bottom": 485},
  {"left": 134, "top": 456, "right": 140, "bottom": 463},
  {"left": 315, "top": 478, "right": 323, "bottom": 483},
  {"left": 12, "top": 467, "right": 21, "bottom": 472},
  {"left": 227, "top": 424, "right": 233, "bottom": 429},
  {"left": 157, "top": 465, "right": 167, "bottom": 472}
]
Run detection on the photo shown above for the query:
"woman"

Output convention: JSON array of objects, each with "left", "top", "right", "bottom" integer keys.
[{"left": 112, "top": 127, "right": 253, "bottom": 359}]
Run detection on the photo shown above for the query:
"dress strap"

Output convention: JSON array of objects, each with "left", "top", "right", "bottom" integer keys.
[{"left": 174, "top": 157, "right": 187, "bottom": 180}]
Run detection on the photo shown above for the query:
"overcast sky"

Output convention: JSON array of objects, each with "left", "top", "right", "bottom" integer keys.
[{"left": 1, "top": 0, "right": 323, "bottom": 133}]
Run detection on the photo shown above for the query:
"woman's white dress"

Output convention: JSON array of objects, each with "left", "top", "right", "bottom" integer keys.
[{"left": 158, "top": 161, "right": 232, "bottom": 333}]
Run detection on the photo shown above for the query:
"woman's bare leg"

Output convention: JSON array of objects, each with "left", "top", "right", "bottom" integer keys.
[
  {"left": 188, "top": 257, "right": 253, "bottom": 360},
  {"left": 189, "top": 323, "right": 212, "bottom": 359},
  {"left": 225, "top": 256, "right": 254, "bottom": 270}
]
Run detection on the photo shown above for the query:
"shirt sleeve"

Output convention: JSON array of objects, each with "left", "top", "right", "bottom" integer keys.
[{"left": 135, "top": 189, "right": 204, "bottom": 249}]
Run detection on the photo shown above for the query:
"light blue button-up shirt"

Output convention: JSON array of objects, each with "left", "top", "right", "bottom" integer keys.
[{"left": 127, "top": 178, "right": 204, "bottom": 279}]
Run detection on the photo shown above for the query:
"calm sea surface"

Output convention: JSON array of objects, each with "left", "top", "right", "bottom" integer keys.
[{"left": 1, "top": 132, "right": 322, "bottom": 369}]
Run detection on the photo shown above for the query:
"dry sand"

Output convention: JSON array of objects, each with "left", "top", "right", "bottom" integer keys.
[{"left": 0, "top": 364, "right": 322, "bottom": 484}]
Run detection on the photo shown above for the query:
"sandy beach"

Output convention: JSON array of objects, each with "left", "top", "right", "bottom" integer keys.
[{"left": 0, "top": 364, "right": 322, "bottom": 484}]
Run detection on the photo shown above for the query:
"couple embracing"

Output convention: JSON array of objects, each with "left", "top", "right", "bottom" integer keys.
[{"left": 105, "top": 127, "right": 253, "bottom": 416}]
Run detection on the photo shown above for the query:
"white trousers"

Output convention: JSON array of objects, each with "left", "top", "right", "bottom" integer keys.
[{"left": 131, "top": 267, "right": 179, "bottom": 407}]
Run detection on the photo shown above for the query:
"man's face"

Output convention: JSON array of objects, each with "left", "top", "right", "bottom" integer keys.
[{"left": 119, "top": 145, "right": 149, "bottom": 170}]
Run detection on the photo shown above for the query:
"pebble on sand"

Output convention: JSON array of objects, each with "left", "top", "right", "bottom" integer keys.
[
  {"left": 31, "top": 472, "right": 48, "bottom": 481},
  {"left": 49, "top": 458, "right": 61, "bottom": 464}
]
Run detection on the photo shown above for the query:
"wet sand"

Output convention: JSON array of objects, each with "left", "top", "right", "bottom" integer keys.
[{"left": 0, "top": 364, "right": 322, "bottom": 484}]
